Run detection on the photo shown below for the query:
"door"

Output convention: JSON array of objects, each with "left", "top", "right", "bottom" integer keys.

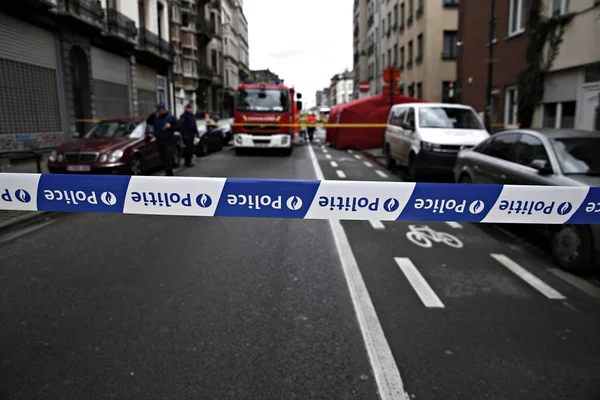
[
  {"left": 70, "top": 46, "right": 92, "bottom": 137},
  {"left": 511, "top": 133, "right": 556, "bottom": 185},
  {"left": 581, "top": 85, "right": 600, "bottom": 131},
  {"left": 386, "top": 107, "right": 405, "bottom": 160},
  {"left": 475, "top": 132, "right": 522, "bottom": 184}
]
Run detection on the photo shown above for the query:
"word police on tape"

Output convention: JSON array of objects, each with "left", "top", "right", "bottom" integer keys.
[{"left": 1, "top": 173, "right": 599, "bottom": 224}]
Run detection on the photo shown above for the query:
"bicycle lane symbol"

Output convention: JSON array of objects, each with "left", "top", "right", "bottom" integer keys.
[{"left": 405, "top": 225, "right": 464, "bottom": 249}]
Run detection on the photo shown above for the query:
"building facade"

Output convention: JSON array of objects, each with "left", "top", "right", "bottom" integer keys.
[
  {"left": 353, "top": 0, "right": 368, "bottom": 99},
  {"left": 250, "top": 69, "right": 283, "bottom": 84},
  {"left": 329, "top": 70, "right": 354, "bottom": 106},
  {"left": 0, "top": 0, "right": 172, "bottom": 151}
]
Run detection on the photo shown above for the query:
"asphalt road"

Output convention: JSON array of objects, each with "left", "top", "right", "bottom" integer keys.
[{"left": 1, "top": 133, "right": 600, "bottom": 400}]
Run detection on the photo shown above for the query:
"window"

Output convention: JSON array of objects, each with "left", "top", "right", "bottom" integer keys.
[
  {"left": 393, "top": 44, "right": 398, "bottom": 66},
  {"left": 408, "top": 40, "right": 413, "bottom": 66},
  {"left": 406, "top": 107, "right": 416, "bottom": 127},
  {"left": 382, "top": 19, "right": 386, "bottom": 36},
  {"left": 389, "top": 107, "right": 407, "bottom": 126},
  {"left": 408, "top": 83, "right": 415, "bottom": 97},
  {"left": 584, "top": 65, "right": 600, "bottom": 83},
  {"left": 408, "top": 0, "right": 414, "bottom": 15},
  {"left": 387, "top": 12, "right": 392, "bottom": 31},
  {"left": 514, "top": 134, "right": 550, "bottom": 168},
  {"left": 485, "top": 133, "right": 521, "bottom": 162},
  {"left": 183, "top": 59, "right": 194, "bottom": 74},
  {"left": 400, "top": 46, "right": 405, "bottom": 69},
  {"left": 552, "top": 137, "right": 600, "bottom": 174},
  {"left": 171, "top": 4, "right": 180, "bottom": 23},
  {"left": 387, "top": 49, "right": 392, "bottom": 66},
  {"left": 442, "top": 31, "right": 457, "bottom": 59},
  {"left": 393, "top": 4, "right": 398, "bottom": 26},
  {"left": 235, "top": 89, "right": 290, "bottom": 112},
  {"left": 416, "top": 82, "right": 422, "bottom": 99},
  {"left": 509, "top": 0, "right": 526, "bottom": 36},
  {"left": 417, "top": 33, "right": 423, "bottom": 63},
  {"left": 504, "top": 86, "right": 518, "bottom": 126},
  {"left": 442, "top": 81, "right": 455, "bottom": 102},
  {"left": 418, "top": 107, "right": 483, "bottom": 129},
  {"left": 400, "top": 3, "right": 405, "bottom": 25},
  {"left": 550, "top": 0, "right": 569, "bottom": 17},
  {"left": 211, "top": 49, "right": 218, "bottom": 72},
  {"left": 443, "top": 0, "right": 459, "bottom": 6},
  {"left": 542, "top": 101, "right": 576, "bottom": 128}
]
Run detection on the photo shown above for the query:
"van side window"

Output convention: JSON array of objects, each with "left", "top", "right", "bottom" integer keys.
[
  {"left": 390, "top": 107, "right": 406, "bottom": 126},
  {"left": 406, "top": 108, "right": 415, "bottom": 128}
]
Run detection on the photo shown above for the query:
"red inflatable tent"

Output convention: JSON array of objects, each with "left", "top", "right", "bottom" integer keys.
[{"left": 326, "top": 94, "right": 425, "bottom": 149}]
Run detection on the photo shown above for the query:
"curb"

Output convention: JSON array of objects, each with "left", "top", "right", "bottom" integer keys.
[
  {"left": 360, "top": 148, "right": 387, "bottom": 168},
  {"left": 0, "top": 211, "right": 57, "bottom": 234}
]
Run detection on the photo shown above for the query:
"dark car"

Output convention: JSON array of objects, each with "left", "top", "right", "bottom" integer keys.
[
  {"left": 454, "top": 128, "right": 600, "bottom": 271},
  {"left": 48, "top": 118, "right": 182, "bottom": 175},
  {"left": 195, "top": 118, "right": 224, "bottom": 156},
  {"left": 212, "top": 117, "right": 233, "bottom": 145}
]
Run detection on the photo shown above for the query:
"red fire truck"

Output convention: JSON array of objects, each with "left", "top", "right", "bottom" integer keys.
[{"left": 232, "top": 81, "right": 302, "bottom": 156}]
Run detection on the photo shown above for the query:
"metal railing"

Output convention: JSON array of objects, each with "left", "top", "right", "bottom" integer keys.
[
  {"left": 106, "top": 8, "right": 137, "bottom": 41},
  {"left": 57, "top": 0, "right": 105, "bottom": 23}
]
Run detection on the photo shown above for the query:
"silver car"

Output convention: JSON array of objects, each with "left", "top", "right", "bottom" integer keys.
[{"left": 454, "top": 128, "right": 600, "bottom": 271}]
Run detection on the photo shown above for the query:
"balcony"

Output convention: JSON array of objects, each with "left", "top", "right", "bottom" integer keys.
[
  {"left": 106, "top": 8, "right": 137, "bottom": 45},
  {"left": 137, "top": 28, "right": 173, "bottom": 64},
  {"left": 181, "top": 31, "right": 197, "bottom": 49},
  {"left": 55, "top": 0, "right": 105, "bottom": 31},
  {"left": 197, "top": 65, "right": 213, "bottom": 81},
  {"left": 183, "top": 77, "right": 197, "bottom": 91},
  {"left": 212, "top": 70, "right": 223, "bottom": 86},
  {"left": 367, "top": 44, "right": 374, "bottom": 56},
  {"left": 208, "top": 0, "right": 220, "bottom": 10}
]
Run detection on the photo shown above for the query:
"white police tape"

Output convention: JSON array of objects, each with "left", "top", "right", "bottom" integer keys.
[{"left": 1, "top": 173, "right": 599, "bottom": 224}]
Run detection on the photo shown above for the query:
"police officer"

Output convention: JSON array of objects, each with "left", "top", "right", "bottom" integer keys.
[
  {"left": 146, "top": 103, "right": 178, "bottom": 176},
  {"left": 180, "top": 103, "right": 199, "bottom": 167}
]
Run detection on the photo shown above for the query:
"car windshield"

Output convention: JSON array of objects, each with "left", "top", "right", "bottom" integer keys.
[
  {"left": 419, "top": 107, "right": 483, "bottom": 129},
  {"left": 85, "top": 121, "right": 136, "bottom": 139},
  {"left": 552, "top": 137, "right": 600, "bottom": 174},
  {"left": 235, "top": 89, "right": 289, "bottom": 112}
]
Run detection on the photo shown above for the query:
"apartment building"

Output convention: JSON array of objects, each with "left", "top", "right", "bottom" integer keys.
[
  {"left": 537, "top": 0, "right": 600, "bottom": 131},
  {"left": 250, "top": 69, "right": 283, "bottom": 84},
  {"left": 235, "top": 1, "right": 250, "bottom": 89},
  {"left": 353, "top": 0, "right": 368, "bottom": 99},
  {"left": 315, "top": 89, "right": 330, "bottom": 108},
  {"left": 329, "top": 70, "right": 354, "bottom": 106},
  {"left": 0, "top": 0, "right": 172, "bottom": 151}
]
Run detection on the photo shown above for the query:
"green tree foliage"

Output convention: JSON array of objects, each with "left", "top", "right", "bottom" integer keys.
[{"left": 516, "top": 0, "right": 572, "bottom": 128}]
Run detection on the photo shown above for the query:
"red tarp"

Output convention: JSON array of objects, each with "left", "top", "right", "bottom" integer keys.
[{"left": 326, "top": 94, "right": 426, "bottom": 149}]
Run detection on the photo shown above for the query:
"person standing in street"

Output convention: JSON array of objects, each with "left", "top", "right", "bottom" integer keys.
[
  {"left": 146, "top": 103, "right": 178, "bottom": 176},
  {"left": 179, "top": 103, "right": 199, "bottom": 167}
]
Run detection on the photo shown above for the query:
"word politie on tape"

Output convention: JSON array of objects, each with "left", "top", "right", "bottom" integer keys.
[{"left": 1, "top": 173, "right": 600, "bottom": 224}]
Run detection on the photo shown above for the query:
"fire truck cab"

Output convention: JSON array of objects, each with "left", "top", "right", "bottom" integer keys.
[{"left": 233, "top": 81, "right": 302, "bottom": 156}]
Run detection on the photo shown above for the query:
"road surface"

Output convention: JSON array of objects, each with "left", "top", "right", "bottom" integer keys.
[{"left": 1, "top": 133, "right": 600, "bottom": 400}]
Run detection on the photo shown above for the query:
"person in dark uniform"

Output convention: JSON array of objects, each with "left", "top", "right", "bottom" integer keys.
[
  {"left": 180, "top": 103, "right": 199, "bottom": 167},
  {"left": 146, "top": 103, "right": 178, "bottom": 176}
]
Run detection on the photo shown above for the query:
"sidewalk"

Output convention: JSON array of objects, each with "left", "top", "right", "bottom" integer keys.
[{"left": 360, "top": 146, "right": 387, "bottom": 168}]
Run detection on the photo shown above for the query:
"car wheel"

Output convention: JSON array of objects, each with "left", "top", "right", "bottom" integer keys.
[
  {"left": 551, "top": 225, "right": 594, "bottom": 271},
  {"left": 131, "top": 155, "right": 143, "bottom": 176},
  {"left": 173, "top": 147, "right": 181, "bottom": 168},
  {"left": 407, "top": 153, "right": 420, "bottom": 181},
  {"left": 385, "top": 144, "right": 396, "bottom": 169},
  {"left": 199, "top": 142, "right": 209, "bottom": 157},
  {"left": 234, "top": 148, "right": 244, "bottom": 156},
  {"left": 459, "top": 174, "right": 472, "bottom": 184}
]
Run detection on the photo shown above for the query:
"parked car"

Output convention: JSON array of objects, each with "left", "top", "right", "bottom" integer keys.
[
  {"left": 454, "top": 128, "right": 600, "bottom": 271},
  {"left": 212, "top": 117, "right": 233, "bottom": 145},
  {"left": 195, "top": 118, "right": 224, "bottom": 156},
  {"left": 384, "top": 102, "right": 489, "bottom": 180},
  {"left": 48, "top": 118, "right": 182, "bottom": 175}
]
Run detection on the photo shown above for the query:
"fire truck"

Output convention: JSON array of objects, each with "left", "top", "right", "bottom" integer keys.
[{"left": 232, "top": 80, "right": 302, "bottom": 156}]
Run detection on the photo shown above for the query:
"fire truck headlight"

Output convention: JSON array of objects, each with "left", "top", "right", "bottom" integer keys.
[
  {"left": 281, "top": 135, "right": 289, "bottom": 145},
  {"left": 235, "top": 135, "right": 242, "bottom": 145}
]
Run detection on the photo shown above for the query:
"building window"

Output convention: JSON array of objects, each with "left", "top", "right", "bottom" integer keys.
[
  {"left": 417, "top": 33, "right": 423, "bottom": 64},
  {"left": 408, "top": 82, "right": 415, "bottom": 97},
  {"left": 400, "top": 3, "right": 405, "bottom": 25},
  {"left": 393, "top": 4, "right": 398, "bottom": 26},
  {"left": 416, "top": 82, "right": 422, "bottom": 99},
  {"left": 550, "top": 0, "right": 569, "bottom": 17},
  {"left": 393, "top": 44, "right": 398, "bottom": 66},
  {"left": 171, "top": 4, "right": 180, "bottom": 23},
  {"left": 509, "top": 0, "right": 526, "bottom": 36},
  {"left": 409, "top": 0, "right": 414, "bottom": 15},
  {"left": 400, "top": 46, "right": 405, "bottom": 69},
  {"left": 542, "top": 101, "right": 576, "bottom": 128},
  {"left": 443, "top": 0, "right": 459, "bottom": 7},
  {"left": 382, "top": 19, "right": 386, "bottom": 36},
  {"left": 584, "top": 65, "right": 600, "bottom": 82},
  {"left": 504, "top": 86, "right": 518, "bottom": 126},
  {"left": 211, "top": 49, "right": 218, "bottom": 73},
  {"left": 408, "top": 41, "right": 413, "bottom": 67},
  {"left": 442, "top": 31, "right": 457, "bottom": 60}
]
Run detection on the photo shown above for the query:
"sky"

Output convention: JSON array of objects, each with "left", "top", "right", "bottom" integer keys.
[{"left": 243, "top": 0, "right": 353, "bottom": 108}]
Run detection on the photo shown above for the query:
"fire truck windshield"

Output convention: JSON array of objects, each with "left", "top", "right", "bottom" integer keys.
[{"left": 235, "top": 89, "right": 289, "bottom": 113}]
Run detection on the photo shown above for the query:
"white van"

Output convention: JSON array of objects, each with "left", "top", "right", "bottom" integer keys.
[{"left": 384, "top": 102, "right": 489, "bottom": 180}]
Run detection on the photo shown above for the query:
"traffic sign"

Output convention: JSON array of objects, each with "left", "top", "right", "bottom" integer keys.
[
  {"left": 359, "top": 80, "right": 370, "bottom": 93},
  {"left": 382, "top": 67, "right": 401, "bottom": 84}
]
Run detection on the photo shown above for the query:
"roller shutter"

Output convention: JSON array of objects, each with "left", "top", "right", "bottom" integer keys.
[
  {"left": 0, "top": 13, "right": 62, "bottom": 139},
  {"left": 90, "top": 46, "right": 130, "bottom": 119},
  {"left": 137, "top": 64, "right": 157, "bottom": 116}
]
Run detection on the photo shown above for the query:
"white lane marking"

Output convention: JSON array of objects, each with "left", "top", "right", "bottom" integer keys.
[
  {"left": 325, "top": 154, "right": 332, "bottom": 159},
  {"left": 547, "top": 268, "right": 600, "bottom": 300},
  {"left": 0, "top": 220, "right": 56, "bottom": 244},
  {"left": 375, "top": 170, "right": 388, "bottom": 178},
  {"left": 330, "top": 161, "right": 339, "bottom": 167},
  {"left": 369, "top": 220, "right": 385, "bottom": 230},
  {"left": 445, "top": 222, "right": 463, "bottom": 229},
  {"left": 364, "top": 161, "right": 373, "bottom": 168},
  {"left": 336, "top": 170, "right": 347, "bottom": 178},
  {"left": 308, "top": 144, "right": 409, "bottom": 400},
  {"left": 491, "top": 254, "right": 566, "bottom": 300},
  {"left": 323, "top": 149, "right": 328, "bottom": 153},
  {"left": 354, "top": 154, "right": 362, "bottom": 160},
  {"left": 394, "top": 258, "right": 445, "bottom": 308},
  {"left": 347, "top": 149, "right": 354, "bottom": 154}
]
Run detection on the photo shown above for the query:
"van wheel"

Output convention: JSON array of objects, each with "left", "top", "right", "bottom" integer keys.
[
  {"left": 408, "top": 153, "right": 421, "bottom": 181},
  {"left": 385, "top": 145, "right": 395, "bottom": 168},
  {"left": 551, "top": 225, "right": 594, "bottom": 271}
]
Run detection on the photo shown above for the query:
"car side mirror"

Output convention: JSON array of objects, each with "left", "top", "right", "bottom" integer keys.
[
  {"left": 529, "top": 159, "right": 552, "bottom": 175},
  {"left": 296, "top": 101, "right": 303, "bottom": 111},
  {"left": 402, "top": 122, "right": 414, "bottom": 131}
]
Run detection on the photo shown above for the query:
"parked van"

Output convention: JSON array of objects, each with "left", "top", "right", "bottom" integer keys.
[{"left": 383, "top": 102, "right": 489, "bottom": 180}]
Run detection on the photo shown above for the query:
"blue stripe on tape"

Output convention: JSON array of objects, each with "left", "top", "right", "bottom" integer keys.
[
  {"left": 397, "top": 183, "right": 503, "bottom": 222},
  {"left": 37, "top": 174, "right": 131, "bottom": 213},
  {"left": 214, "top": 178, "right": 321, "bottom": 218},
  {"left": 567, "top": 187, "right": 599, "bottom": 224}
]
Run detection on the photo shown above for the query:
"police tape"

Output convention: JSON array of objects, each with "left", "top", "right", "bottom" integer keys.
[{"left": 1, "top": 173, "right": 600, "bottom": 224}]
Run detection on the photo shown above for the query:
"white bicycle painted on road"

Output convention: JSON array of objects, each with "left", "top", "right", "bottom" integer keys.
[{"left": 405, "top": 225, "right": 464, "bottom": 249}]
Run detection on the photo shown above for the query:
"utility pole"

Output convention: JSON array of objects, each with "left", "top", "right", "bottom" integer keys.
[
  {"left": 389, "top": 64, "right": 394, "bottom": 107},
  {"left": 485, "top": 0, "right": 496, "bottom": 132}
]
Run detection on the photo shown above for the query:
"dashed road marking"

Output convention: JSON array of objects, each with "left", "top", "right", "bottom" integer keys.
[
  {"left": 323, "top": 149, "right": 328, "bottom": 153},
  {"left": 491, "top": 254, "right": 566, "bottom": 300},
  {"left": 395, "top": 258, "right": 445, "bottom": 308},
  {"left": 354, "top": 154, "right": 362, "bottom": 160},
  {"left": 446, "top": 222, "right": 463, "bottom": 229},
  {"left": 347, "top": 149, "right": 354, "bottom": 154},
  {"left": 364, "top": 161, "right": 373, "bottom": 168},
  {"left": 375, "top": 170, "right": 388, "bottom": 178},
  {"left": 325, "top": 154, "right": 332, "bottom": 159},
  {"left": 330, "top": 161, "right": 339, "bottom": 168},
  {"left": 369, "top": 220, "right": 385, "bottom": 230},
  {"left": 336, "top": 170, "right": 346, "bottom": 178},
  {"left": 547, "top": 268, "right": 600, "bottom": 300}
]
